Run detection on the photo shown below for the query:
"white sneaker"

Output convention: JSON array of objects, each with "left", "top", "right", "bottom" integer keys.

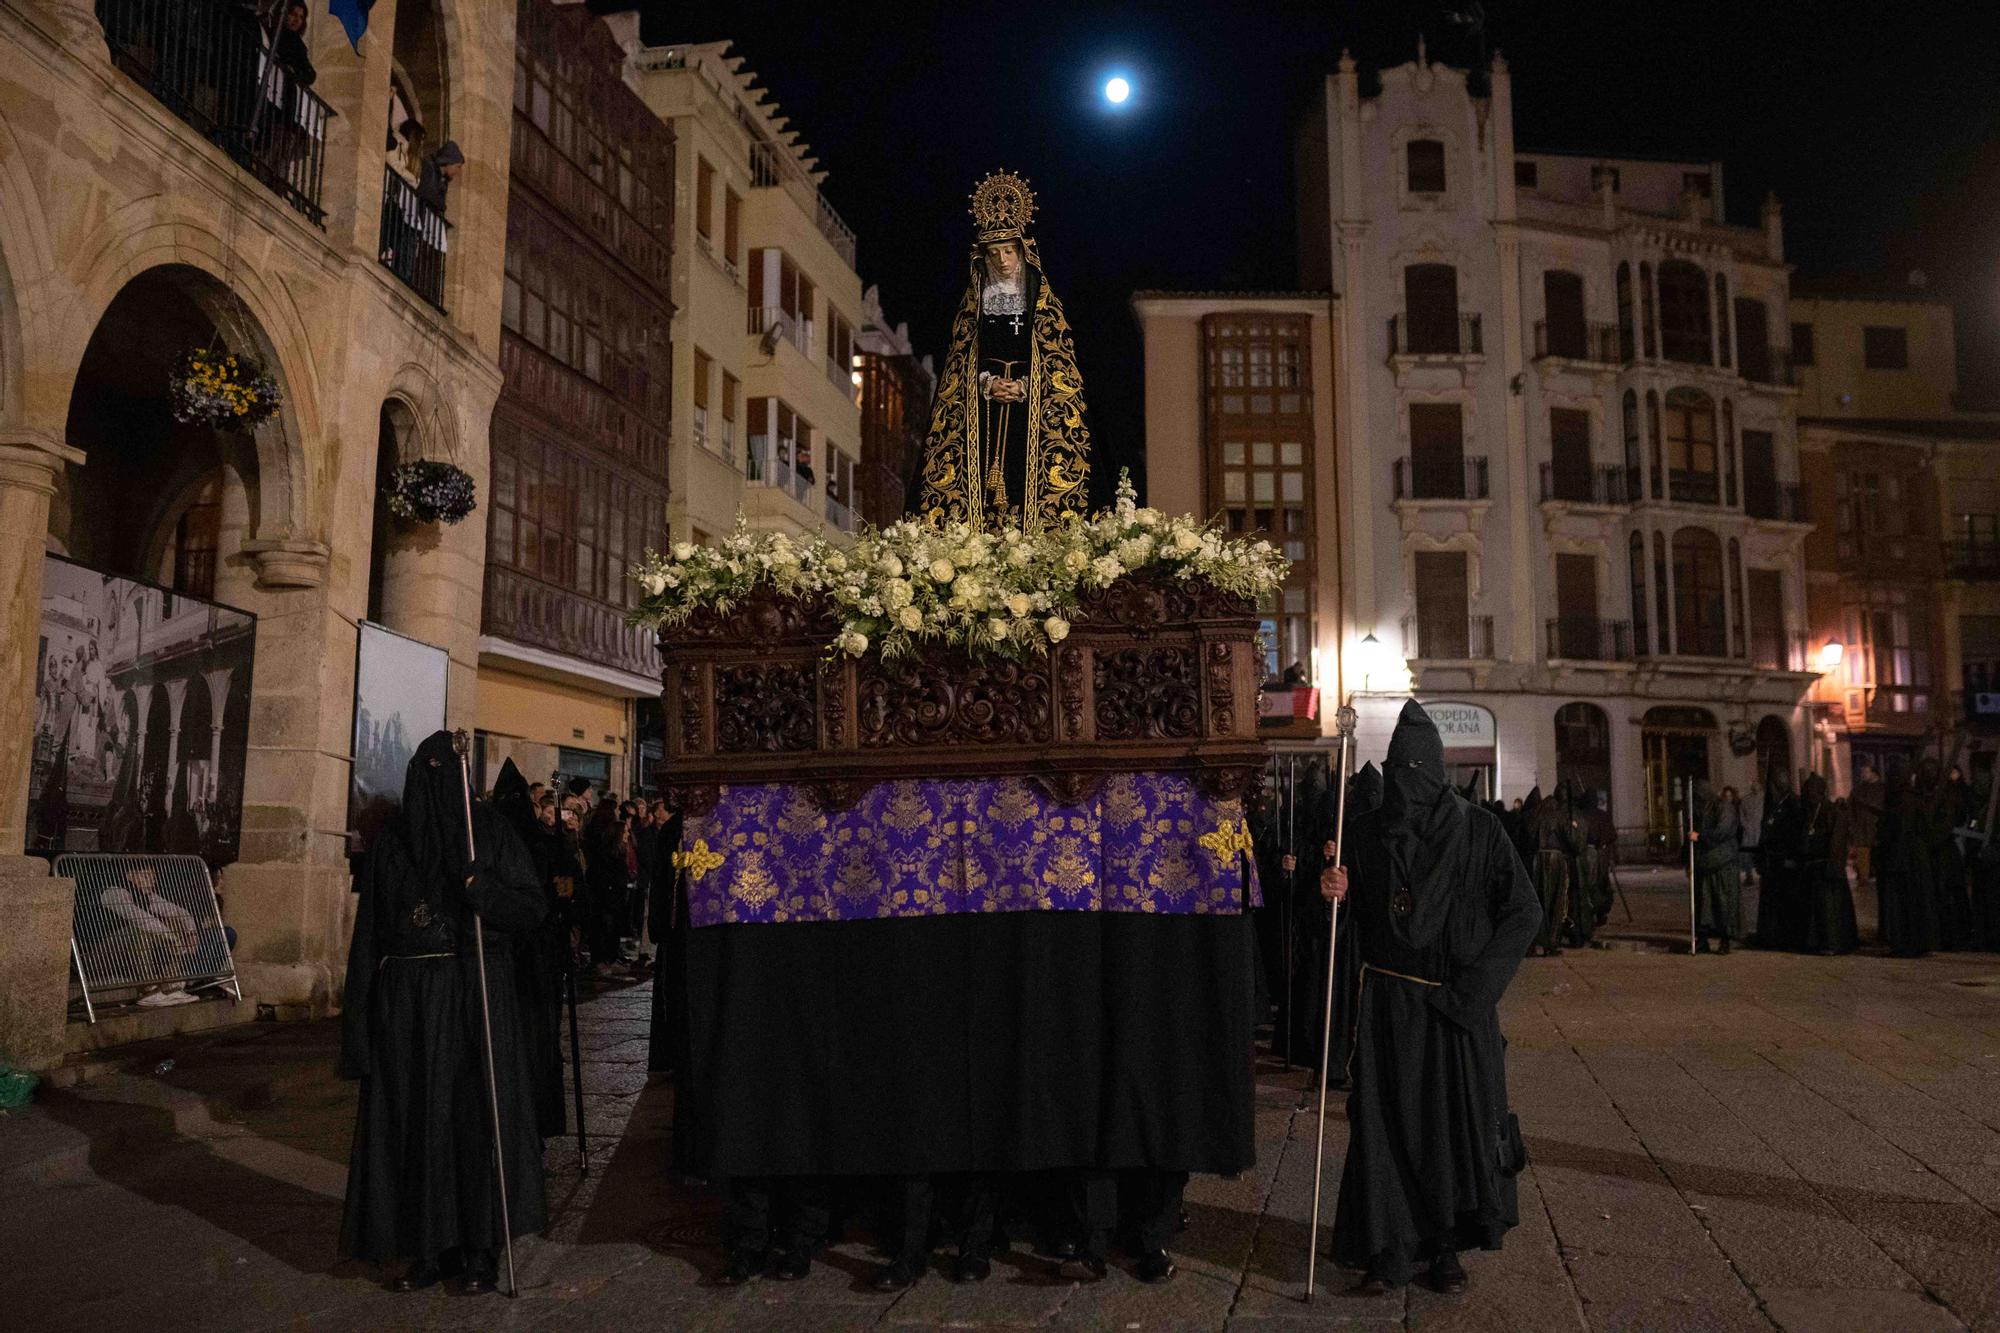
[{"left": 138, "top": 989, "right": 199, "bottom": 1008}]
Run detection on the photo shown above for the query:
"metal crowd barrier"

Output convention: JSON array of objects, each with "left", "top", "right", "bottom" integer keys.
[{"left": 57, "top": 854, "right": 242, "bottom": 1024}]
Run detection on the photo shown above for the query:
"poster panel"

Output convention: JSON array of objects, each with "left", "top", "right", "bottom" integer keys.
[{"left": 349, "top": 620, "right": 449, "bottom": 854}]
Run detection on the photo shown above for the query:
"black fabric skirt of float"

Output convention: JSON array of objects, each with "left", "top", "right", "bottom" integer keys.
[{"left": 676, "top": 909, "right": 1256, "bottom": 1179}]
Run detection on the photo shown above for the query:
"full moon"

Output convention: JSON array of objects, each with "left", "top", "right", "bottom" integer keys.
[{"left": 1104, "top": 76, "right": 1131, "bottom": 105}]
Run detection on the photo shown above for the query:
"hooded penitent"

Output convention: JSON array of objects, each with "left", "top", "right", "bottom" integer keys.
[
  {"left": 1329, "top": 699, "right": 1542, "bottom": 1284},
  {"left": 916, "top": 170, "right": 1090, "bottom": 530},
  {"left": 338, "top": 731, "right": 549, "bottom": 1265}
]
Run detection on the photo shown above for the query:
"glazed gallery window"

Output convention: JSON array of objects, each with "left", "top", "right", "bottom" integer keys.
[
  {"left": 1664, "top": 390, "right": 1718, "bottom": 504},
  {"left": 1671, "top": 527, "right": 1727, "bottom": 657},
  {"left": 488, "top": 424, "right": 665, "bottom": 609}
]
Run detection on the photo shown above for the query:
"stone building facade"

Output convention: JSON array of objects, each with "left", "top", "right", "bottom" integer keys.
[
  {"left": 0, "top": 0, "right": 515, "bottom": 1068},
  {"left": 1294, "top": 47, "right": 1815, "bottom": 850}
]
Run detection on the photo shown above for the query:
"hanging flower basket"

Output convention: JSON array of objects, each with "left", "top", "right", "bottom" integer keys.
[
  {"left": 169, "top": 347, "right": 281, "bottom": 431},
  {"left": 385, "top": 460, "right": 478, "bottom": 526}
]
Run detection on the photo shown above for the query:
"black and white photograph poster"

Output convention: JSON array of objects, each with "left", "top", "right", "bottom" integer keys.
[
  {"left": 347, "top": 619, "right": 449, "bottom": 854},
  {"left": 27, "top": 554, "right": 255, "bottom": 864}
]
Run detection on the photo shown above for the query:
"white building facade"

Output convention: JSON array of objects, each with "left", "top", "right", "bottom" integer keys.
[{"left": 1300, "top": 49, "right": 1816, "bottom": 850}]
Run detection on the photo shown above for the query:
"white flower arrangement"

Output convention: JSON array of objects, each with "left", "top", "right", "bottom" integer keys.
[{"left": 627, "top": 471, "right": 1289, "bottom": 661}]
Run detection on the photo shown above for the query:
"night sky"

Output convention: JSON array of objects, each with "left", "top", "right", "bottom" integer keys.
[{"left": 612, "top": 1, "right": 2000, "bottom": 503}]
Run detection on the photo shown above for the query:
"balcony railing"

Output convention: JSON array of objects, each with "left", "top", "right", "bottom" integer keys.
[
  {"left": 825, "top": 494, "right": 853, "bottom": 532},
  {"left": 1394, "top": 456, "right": 1489, "bottom": 502},
  {"left": 1666, "top": 469, "right": 1720, "bottom": 506},
  {"left": 1540, "top": 462, "right": 1635, "bottom": 506},
  {"left": 1388, "top": 312, "right": 1483, "bottom": 359},
  {"left": 1533, "top": 320, "right": 1621, "bottom": 364},
  {"left": 748, "top": 140, "right": 858, "bottom": 268},
  {"left": 692, "top": 406, "right": 709, "bottom": 452},
  {"left": 99, "top": 0, "right": 333, "bottom": 226},
  {"left": 1546, "top": 617, "right": 1633, "bottom": 662},
  {"left": 826, "top": 354, "right": 854, "bottom": 396},
  {"left": 1743, "top": 483, "right": 1807, "bottom": 523},
  {"left": 1401, "top": 613, "right": 1495, "bottom": 662},
  {"left": 1946, "top": 540, "right": 2000, "bottom": 579},
  {"left": 750, "top": 305, "right": 813, "bottom": 357},
  {"left": 378, "top": 166, "right": 448, "bottom": 310},
  {"left": 746, "top": 432, "right": 813, "bottom": 504}
]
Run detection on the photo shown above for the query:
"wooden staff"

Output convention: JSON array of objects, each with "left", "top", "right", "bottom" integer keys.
[
  {"left": 452, "top": 731, "right": 518, "bottom": 1297},
  {"left": 1304, "top": 704, "right": 1357, "bottom": 1302}
]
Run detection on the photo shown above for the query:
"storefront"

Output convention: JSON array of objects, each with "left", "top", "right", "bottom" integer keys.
[{"left": 1419, "top": 700, "right": 1498, "bottom": 801}]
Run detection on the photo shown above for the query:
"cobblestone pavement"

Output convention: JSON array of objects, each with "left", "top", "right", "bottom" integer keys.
[{"left": 4, "top": 879, "right": 2000, "bottom": 1331}]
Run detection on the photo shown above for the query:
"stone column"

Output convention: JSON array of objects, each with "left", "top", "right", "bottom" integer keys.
[{"left": 0, "top": 434, "right": 82, "bottom": 1071}]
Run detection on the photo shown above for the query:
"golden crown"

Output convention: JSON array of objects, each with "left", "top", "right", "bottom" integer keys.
[{"left": 968, "top": 170, "right": 1036, "bottom": 244}]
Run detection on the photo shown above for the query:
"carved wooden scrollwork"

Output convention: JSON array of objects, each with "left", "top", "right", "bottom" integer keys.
[
  {"left": 1034, "top": 769, "right": 1106, "bottom": 807},
  {"left": 1073, "top": 571, "right": 1256, "bottom": 627},
  {"left": 1193, "top": 764, "right": 1264, "bottom": 804},
  {"left": 677, "top": 663, "right": 706, "bottom": 754},
  {"left": 1205, "top": 640, "right": 1237, "bottom": 737},
  {"left": 857, "top": 655, "right": 1054, "bottom": 748},
  {"left": 1093, "top": 646, "right": 1201, "bottom": 741},
  {"left": 714, "top": 663, "right": 818, "bottom": 752},
  {"left": 677, "top": 585, "right": 841, "bottom": 644},
  {"left": 818, "top": 654, "right": 849, "bottom": 749},
  {"left": 1058, "top": 644, "right": 1086, "bottom": 741}
]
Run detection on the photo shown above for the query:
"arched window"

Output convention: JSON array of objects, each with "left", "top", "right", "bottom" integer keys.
[
  {"left": 1616, "top": 262, "right": 1635, "bottom": 361},
  {"left": 1622, "top": 390, "right": 1641, "bottom": 499},
  {"left": 1630, "top": 530, "right": 1650, "bottom": 654},
  {"left": 1714, "top": 273, "right": 1732, "bottom": 367},
  {"left": 159, "top": 474, "right": 221, "bottom": 601},
  {"left": 1639, "top": 262, "right": 1657, "bottom": 359},
  {"left": 1646, "top": 389, "right": 1663, "bottom": 498},
  {"left": 1658, "top": 259, "right": 1711, "bottom": 364},
  {"left": 1653, "top": 531, "right": 1671, "bottom": 654},
  {"left": 1555, "top": 702, "right": 1614, "bottom": 821},
  {"left": 1726, "top": 538, "right": 1745, "bottom": 657},
  {"left": 1721, "top": 400, "right": 1737, "bottom": 507},
  {"left": 1664, "top": 388, "right": 1718, "bottom": 504},
  {"left": 1672, "top": 527, "right": 1726, "bottom": 656}
]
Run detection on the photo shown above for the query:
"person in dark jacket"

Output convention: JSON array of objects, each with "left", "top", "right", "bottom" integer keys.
[
  {"left": 491, "top": 758, "right": 576, "bottom": 1139},
  {"left": 1795, "top": 774, "right": 1858, "bottom": 955},
  {"left": 1921, "top": 759, "right": 1975, "bottom": 948},
  {"left": 1754, "top": 766, "right": 1800, "bottom": 948},
  {"left": 1526, "top": 786, "right": 1570, "bottom": 955},
  {"left": 417, "top": 139, "right": 464, "bottom": 214},
  {"left": 338, "top": 732, "right": 548, "bottom": 1293},
  {"left": 1691, "top": 779, "right": 1740, "bottom": 954},
  {"left": 1320, "top": 701, "right": 1540, "bottom": 1295}
]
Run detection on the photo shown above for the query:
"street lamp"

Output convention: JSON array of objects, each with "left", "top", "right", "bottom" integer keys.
[
  {"left": 1357, "top": 632, "right": 1384, "bottom": 694},
  {"left": 1818, "top": 640, "right": 1844, "bottom": 673}
]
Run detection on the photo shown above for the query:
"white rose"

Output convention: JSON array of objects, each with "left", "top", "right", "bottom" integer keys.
[
  {"left": 837, "top": 628, "right": 869, "bottom": 656},
  {"left": 1092, "top": 555, "right": 1125, "bottom": 584},
  {"left": 1006, "top": 593, "right": 1032, "bottom": 618},
  {"left": 1007, "top": 545, "right": 1031, "bottom": 567},
  {"left": 824, "top": 550, "right": 848, "bottom": 573},
  {"left": 879, "top": 553, "right": 905, "bottom": 577},
  {"left": 930, "top": 558, "right": 957, "bottom": 583},
  {"left": 898, "top": 605, "right": 924, "bottom": 631},
  {"left": 1171, "top": 528, "right": 1202, "bottom": 555},
  {"left": 640, "top": 571, "right": 668, "bottom": 596},
  {"left": 1064, "top": 550, "right": 1089, "bottom": 572},
  {"left": 1043, "top": 616, "right": 1070, "bottom": 643},
  {"left": 671, "top": 542, "right": 694, "bottom": 561},
  {"left": 988, "top": 618, "right": 1010, "bottom": 641},
  {"left": 1136, "top": 509, "right": 1161, "bottom": 528}
]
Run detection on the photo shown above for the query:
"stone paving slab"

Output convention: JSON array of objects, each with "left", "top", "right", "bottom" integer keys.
[{"left": 3, "top": 893, "right": 2000, "bottom": 1330}]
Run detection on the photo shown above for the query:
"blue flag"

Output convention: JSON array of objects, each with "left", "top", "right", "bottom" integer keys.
[{"left": 329, "top": 0, "right": 375, "bottom": 49}]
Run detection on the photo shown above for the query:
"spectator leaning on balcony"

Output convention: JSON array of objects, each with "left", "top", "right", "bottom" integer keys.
[{"left": 417, "top": 140, "right": 464, "bottom": 215}]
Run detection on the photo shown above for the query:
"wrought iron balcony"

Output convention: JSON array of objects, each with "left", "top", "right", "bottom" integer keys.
[
  {"left": 1546, "top": 617, "right": 1633, "bottom": 662},
  {"left": 1401, "top": 613, "right": 1495, "bottom": 662},
  {"left": 1540, "top": 462, "right": 1635, "bottom": 506},
  {"left": 1666, "top": 469, "right": 1721, "bottom": 506},
  {"left": 748, "top": 140, "right": 858, "bottom": 268},
  {"left": 1533, "top": 320, "right": 1621, "bottom": 365},
  {"left": 1394, "top": 455, "right": 1489, "bottom": 502},
  {"left": 1388, "top": 312, "right": 1483, "bottom": 359},
  {"left": 378, "top": 166, "right": 448, "bottom": 310},
  {"left": 99, "top": 0, "right": 333, "bottom": 226}
]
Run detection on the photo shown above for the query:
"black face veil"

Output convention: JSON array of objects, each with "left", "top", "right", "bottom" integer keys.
[
  {"left": 400, "top": 730, "right": 471, "bottom": 886},
  {"left": 1379, "top": 699, "right": 1471, "bottom": 948}
]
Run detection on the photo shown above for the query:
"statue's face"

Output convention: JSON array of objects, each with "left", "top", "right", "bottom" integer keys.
[{"left": 983, "top": 242, "right": 1023, "bottom": 283}]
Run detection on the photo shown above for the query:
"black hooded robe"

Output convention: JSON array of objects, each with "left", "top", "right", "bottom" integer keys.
[
  {"left": 1330, "top": 702, "right": 1540, "bottom": 1283},
  {"left": 492, "top": 758, "right": 575, "bottom": 1139},
  {"left": 1526, "top": 787, "right": 1570, "bottom": 952},
  {"left": 1875, "top": 772, "right": 1938, "bottom": 957},
  {"left": 1294, "top": 762, "right": 1379, "bottom": 1084},
  {"left": 339, "top": 732, "right": 549, "bottom": 1265},
  {"left": 1795, "top": 776, "right": 1858, "bottom": 955}
]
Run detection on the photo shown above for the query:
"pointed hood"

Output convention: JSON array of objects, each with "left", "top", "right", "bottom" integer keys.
[
  {"left": 491, "top": 756, "right": 535, "bottom": 834},
  {"left": 1348, "top": 761, "right": 1383, "bottom": 816},
  {"left": 398, "top": 730, "right": 471, "bottom": 886},
  {"left": 1378, "top": 700, "right": 1470, "bottom": 949}
]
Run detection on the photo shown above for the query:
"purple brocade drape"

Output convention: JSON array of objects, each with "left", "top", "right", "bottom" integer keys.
[{"left": 677, "top": 772, "right": 1260, "bottom": 927}]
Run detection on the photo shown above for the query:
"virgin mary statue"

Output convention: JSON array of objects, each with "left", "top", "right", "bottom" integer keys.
[{"left": 916, "top": 170, "right": 1091, "bottom": 531}]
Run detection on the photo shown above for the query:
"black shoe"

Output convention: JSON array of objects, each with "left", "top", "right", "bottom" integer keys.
[
  {"left": 952, "top": 1253, "right": 991, "bottom": 1283},
  {"left": 1696, "top": 937, "right": 1712, "bottom": 954},
  {"left": 872, "top": 1257, "right": 923, "bottom": 1291},
  {"left": 461, "top": 1251, "right": 498, "bottom": 1295},
  {"left": 1354, "top": 1270, "right": 1402, "bottom": 1295},
  {"left": 392, "top": 1259, "right": 442, "bottom": 1292},
  {"left": 1045, "top": 1237, "right": 1080, "bottom": 1261},
  {"left": 1136, "top": 1249, "right": 1176, "bottom": 1283},
  {"left": 1428, "top": 1251, "right": 1468, "bottom": 1294},
  {"left": 718, "top": 1249, "right": 766, "bottom": 1286},
  {"left": 1717, "top": 937, "right": 1731, "bottom": 955},
  {"left": 1058, "top": 1253, "right": 1108, "bottom": 1282},
  {"left": 771, "top": 1247, "right": 811, "bottom": 1281}
]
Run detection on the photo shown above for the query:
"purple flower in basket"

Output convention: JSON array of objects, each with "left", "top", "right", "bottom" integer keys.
[{"left": 385, "top": 460, "right": 478, "bottom": 525}]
